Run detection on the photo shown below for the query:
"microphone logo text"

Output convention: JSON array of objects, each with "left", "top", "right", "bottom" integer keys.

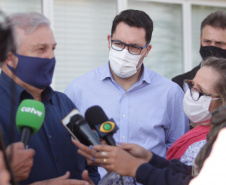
[{"left": 21, "top": 107, "right": 43, "bottom": 117}]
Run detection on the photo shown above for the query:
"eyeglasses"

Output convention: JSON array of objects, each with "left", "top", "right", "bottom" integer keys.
[
  {"left": 111, "top": 40, "right": 149, "bottom": 55},
  {"left": 183, "top": 79, "right": 220, "bottom": 101}
]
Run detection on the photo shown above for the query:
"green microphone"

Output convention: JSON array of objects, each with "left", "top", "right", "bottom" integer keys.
[{"left": 16, "top": 99, "right": 45, "bottom": 148}]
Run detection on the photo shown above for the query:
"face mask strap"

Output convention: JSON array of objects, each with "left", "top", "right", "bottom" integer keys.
[{"left": 136, "top": 49, "right": 147, "bottom": 70}]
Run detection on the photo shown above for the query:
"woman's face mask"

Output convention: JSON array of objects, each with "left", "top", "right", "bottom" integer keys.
[{"left": 183, "top": 89, "right": 212, "bottom": 124}]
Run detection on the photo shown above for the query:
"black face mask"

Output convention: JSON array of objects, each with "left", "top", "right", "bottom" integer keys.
[{"left": 199, "top": 45, "right": 226, "bottom": 60}]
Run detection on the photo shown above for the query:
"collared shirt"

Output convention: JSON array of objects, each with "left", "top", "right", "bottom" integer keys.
[
  {"left": 65, "top": 62, "right": 189, "bottom": 155},
  {"left": 0, "top": 72, "right": 100, "bottom": 184},
  {"left": 65, "top": 63, "right": 189, "bottom": 178}
]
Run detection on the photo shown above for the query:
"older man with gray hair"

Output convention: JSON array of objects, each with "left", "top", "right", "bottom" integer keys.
[{"left": 0, "top": 12, "right": 100, "bottom": 185}]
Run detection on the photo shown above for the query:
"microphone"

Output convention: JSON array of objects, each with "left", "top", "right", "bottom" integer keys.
[
  {"left": 16, "top": 99, "right": 45, "bottom": 148},
  {"left": 85, "top": 106, "right": 119, "bottom": 146},
  {"left": 61, "top": 109, "right": 101, "bottom": 146}
]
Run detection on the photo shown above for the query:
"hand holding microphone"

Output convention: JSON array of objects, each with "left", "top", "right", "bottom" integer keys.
[
  {"left": 6, "top": 142, "right": 35, "bottom": 181},
  {"left": 85, "top": 106, "right": 119, "bottom": 146},
  {"left": 6, "top": 99, "right": 45, "bottom": 181},
  {"left": 73, "top": 106, "right": 119, "bottom": 168},
  {"left": 85, "top": 106, "right": 146, "bottom": 180}
]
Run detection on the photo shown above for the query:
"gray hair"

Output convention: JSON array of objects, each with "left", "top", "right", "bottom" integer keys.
[
  {"left": 193, "top": 57, "right": 226, "bottom": 177},
  {"left": 8, "top": 12, "right": 50, "bottom": 49},
  {"left": 201, "top": 57, "right": 226, "bottom": 104}
]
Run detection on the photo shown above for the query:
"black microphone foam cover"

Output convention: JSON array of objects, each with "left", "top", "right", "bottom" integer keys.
[{"left": 85, "top": 106, "right": 108, "bottom": 128}]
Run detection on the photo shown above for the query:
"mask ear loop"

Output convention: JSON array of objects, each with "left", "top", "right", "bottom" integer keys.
[{"left": 136, "top": 48, "right": 147, "bottom": 71}]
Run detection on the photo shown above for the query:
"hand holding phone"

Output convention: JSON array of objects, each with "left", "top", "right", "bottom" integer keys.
[{"left": 61, "top": 109, "right": 101, "bottom": 146}]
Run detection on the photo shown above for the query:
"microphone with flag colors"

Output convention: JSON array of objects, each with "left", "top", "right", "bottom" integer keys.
[
  {"left": 16, "top": 99, "right": 45, "bottom": 148},
  {"left": 85, "top": 106, "right": 118, "bottom": 146}
]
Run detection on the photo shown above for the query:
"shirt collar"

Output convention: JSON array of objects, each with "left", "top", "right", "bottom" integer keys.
[
  {"left": 140, "top": 64, "right": 152, "bottom": 84},
  {"left": 100, "top": 61, "right": 113, "bottom": 81},
  {"left": 0, "top": 71, "right": 54, "bottom": 105},
  {"left": 100, "top": 61, "right": 152, "bottom": 85}
]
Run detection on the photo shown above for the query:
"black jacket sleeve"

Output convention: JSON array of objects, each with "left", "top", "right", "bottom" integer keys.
[
  {"left": 172, "top": 64, "right": 201, "bottom": 90},
  {"left": 85, "top": 161, "right": 100, "bottom": 185},
  {"left": 136, "top": 153, "right": 193, "bottom": 185}
]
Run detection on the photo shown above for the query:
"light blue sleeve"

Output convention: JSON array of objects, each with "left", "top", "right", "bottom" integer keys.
[
  {"left": 165, "top": 84, "right": 189, "bottom": 149},
  {"left": 64, "top": 80, "right": 80, "bottom": 107}
]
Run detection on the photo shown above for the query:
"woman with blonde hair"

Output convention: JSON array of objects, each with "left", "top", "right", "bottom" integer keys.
[{"left": 166, "top": 56, "right": 226, "bottom": 165}]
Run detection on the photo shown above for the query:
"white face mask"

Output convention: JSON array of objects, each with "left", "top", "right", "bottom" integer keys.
[
  {"left": 109, "top": 47, "right": 145, "bottom": 78},
  {"left": 183, "top": 89, "right": 212, "bottom": 123}
]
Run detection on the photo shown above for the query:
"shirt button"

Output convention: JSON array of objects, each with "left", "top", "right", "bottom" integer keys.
[
  {"left": 123, "top": 114, "right": 126, "bottom": 118},
  {"left": 122, "top": 136, "right": 125, "bottom": 140},
  {"left": 48, "top": 135, "right": 52, "bottom": 139},
  {"left": 124, "top": 94, "right": 126, "bottom": 97}
]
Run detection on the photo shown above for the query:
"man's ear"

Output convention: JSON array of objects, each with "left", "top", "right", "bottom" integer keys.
[
  {"left": 5, "top": 52, "right": 16, "bottom": 68},
  {"left": 145, "top": 44, "right": 152, "bottom": 57},
  {"left": 107, "top": 34, "right": 111, "bottom": 49}
]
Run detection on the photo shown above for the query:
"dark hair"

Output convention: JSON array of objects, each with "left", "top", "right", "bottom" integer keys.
[
  {"left": 0, "top": 10, "right": 15, "bottom": 64},
  {"left": 111, "top": 9, "right": 153, "bottom": 44},
  {"left": 201, "top": 11, "right": 226, "bottom": 33}
]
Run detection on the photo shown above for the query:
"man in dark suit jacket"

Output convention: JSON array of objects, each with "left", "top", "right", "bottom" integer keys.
[{"left": 172, "top": 11, "right": 226, "bottom": 89}]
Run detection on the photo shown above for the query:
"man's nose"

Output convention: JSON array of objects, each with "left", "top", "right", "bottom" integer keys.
[{"left": 45, "top": 50, "right": 55, "bottom": 59}]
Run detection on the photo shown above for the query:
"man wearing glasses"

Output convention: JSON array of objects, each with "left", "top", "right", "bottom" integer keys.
[{"left": 65, "top": 9, "right": 189, "bottom": 179}]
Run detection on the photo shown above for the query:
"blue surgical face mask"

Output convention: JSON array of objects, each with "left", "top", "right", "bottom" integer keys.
[{"left": 7, "top": 53, "right": 56, "bottom": 89}]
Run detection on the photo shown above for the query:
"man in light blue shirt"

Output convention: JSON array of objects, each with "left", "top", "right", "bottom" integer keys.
[{"left": 65, "top": 9, "right": 189, "bottom": 178}]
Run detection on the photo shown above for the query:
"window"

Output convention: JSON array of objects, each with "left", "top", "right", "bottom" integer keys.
[
  {"left": 1, "top": 0, "right": 226, "bottom": 92},
  {"left": 0, "top": 0, "right": 41, "bottom": 73},
  {"left": 128, "top": 1, "right": 183, "bottom": 79},
  {"left": 0, "top": 0, "right": 41, "bottom": 15},
  {"left": 53, "top": 0, "right": 117, "bottom": 92},
  {"left": 192, "top": 5, "right": 226, "bottom": 66}
]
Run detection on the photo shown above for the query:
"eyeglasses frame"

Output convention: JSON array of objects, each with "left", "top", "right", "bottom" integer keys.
[
  {"left": 183, "top": 79, "right": 220, "bottom": 101},
  {"left": 110, "top": 39, "right": 149, "bottom": 55}
]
